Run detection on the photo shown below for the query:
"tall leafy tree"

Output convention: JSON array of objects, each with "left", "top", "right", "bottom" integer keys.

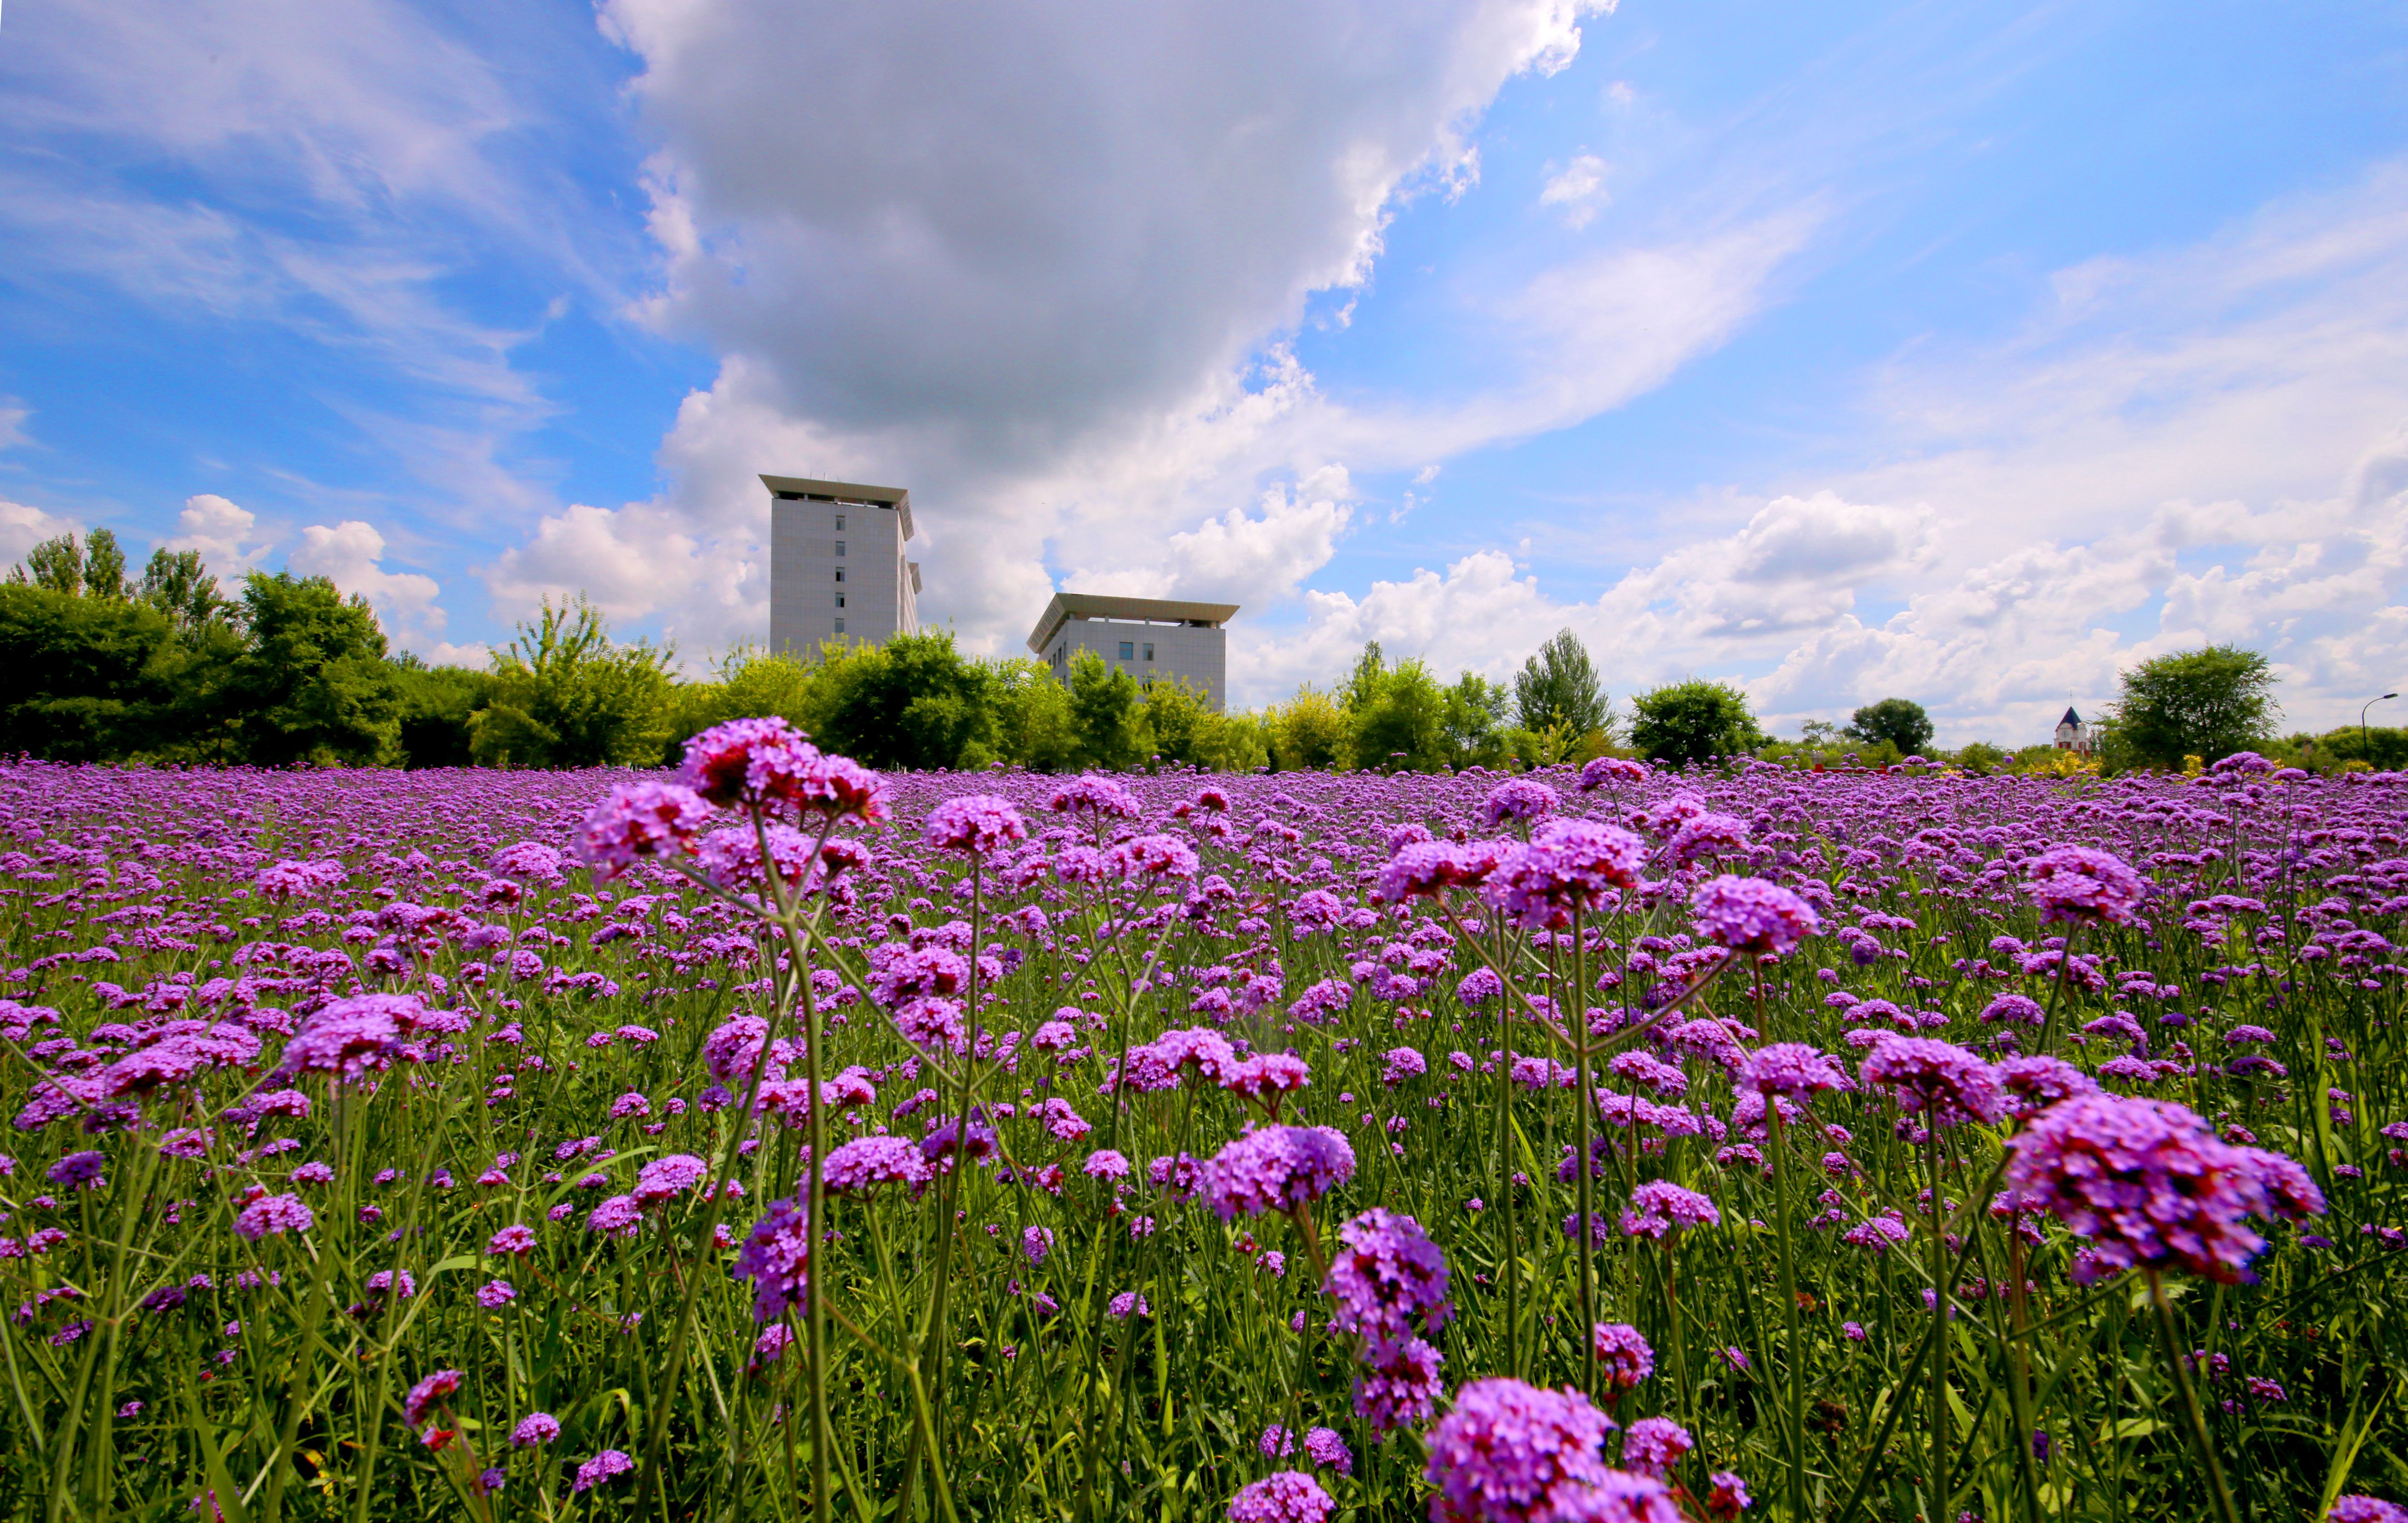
[
  {"left": 470, "top": 598, "right": 673, "bottom": 768},
  {"left": 227, "top": 572, "right": 401, "bottom": 767},
  {"left": 1844, "top": 697, "right": 1934, "bottom": 756},
  {"left": 0, "top": 585, "right": 179, "bottom": 759},
  {"left": 1350, "top": 657, "right": 1447, "bottom": 771},
  {"left": 1513, "top": 629, "right": 1612, "bottom": 737},
  {"left": 81, "top": 529, "right": 131, "bottom": 600},
  {"left": 11, "top": 528, "right": 137, "bottom": 600},
  {"left": 2108, "top": 644, "right": 2278, "bottom": 769},
  {"left": 13, "top": 532, "right": 85, "bottom": 595},
  {"left": 1441, "top": 672, "right": 1513, "bottom": 769},
  {"left": 1267, "top": 688, "right": 1350, "bottom": 771},
  {"left": 1138, "top": 676, "right": 1214, "bottom": 768},
  {"left": 1629, "top": 678, "right": 1765, "bottom": 765},
  {"left": 1065, "top": 648, "right": 1145, "bottom": 771},
  {"left": 989, "top": 657, "right": 1079, "bottom": 772},
  {"left": 137, "top": 548, "right": 232, "bottom": 636},
  {"left": 390, "top": 656, "right": 497, "bottom": 768}
]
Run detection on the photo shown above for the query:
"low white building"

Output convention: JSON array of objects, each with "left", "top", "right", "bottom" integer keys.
[
  {"left": 1027, "top": 593, "right": 1238, "bottom": 711},
  {"left": 764, "top": 474, "right": 920, "bottom": 654},
  {"left": 2054, "top": 706, "right": 2094, "bottom": 755}
]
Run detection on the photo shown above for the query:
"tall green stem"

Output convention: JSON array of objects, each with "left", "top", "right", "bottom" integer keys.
[
  {"left": 2145, "top": 1271, "right": 2241, "bottom": 1523},
  {"left": 1925, "top": 1137, "right": 1950, "bottom": 1523},
  {"left": 1767, "top": 1104, "right": 1806, "bottom": 1522},
  {"left": 1571, "top": 911, "right": 1596, "bottom": 1397}
]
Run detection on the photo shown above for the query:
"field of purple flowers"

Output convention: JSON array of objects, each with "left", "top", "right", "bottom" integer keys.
[{"left": 4, "top": 731, "right": 2406, "bottom": 1523}]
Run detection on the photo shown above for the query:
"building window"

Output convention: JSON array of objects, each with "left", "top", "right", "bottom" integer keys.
[
  {"left": 834, "top": 618, "right": 845, "bottom": 634},
  {"left": 1118, "top": 640, "right": 1134, "bottom": 660},
  {"left": 835, "top": 540, "right": 846, "bottom": 556},
  {"left": 834, "top": 567, "right": 845, "bottom": 583},
  {"left": 834, "top": 514, "right": 845, "bottom": 530},
  {"left": 835, "top": 593, "right": 846, "bottom": 608},
  {"left": 1143, "top": 642, "right": 1154, "bottom": 662}
]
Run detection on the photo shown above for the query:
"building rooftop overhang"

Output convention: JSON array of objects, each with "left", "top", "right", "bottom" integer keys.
[
  {"left": 1027, "top": 592, "right": 1240, "bottom": 655},
  {"left": 762, "top": 474, "right": 914, "bottom": 540}
]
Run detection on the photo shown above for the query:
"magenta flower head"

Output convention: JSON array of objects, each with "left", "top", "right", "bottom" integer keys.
[
  {"left": 1857, "top": 1039, "right": 2006, "bottom": 1129},
  {"left": 278, "top": 1001, "right": 403, "bottom": 1084},
  {"left": 1704, "top": 1472, "right": 1752, "bottom": 1519},
  {"left": 1549, "top": 1471, "right": 1683, "bottom": 1523},
  {"left": 1590, "top": 1323, "right": 1654, "bottom": 1396},
  {"left": 1482, "top": 778, "right": 1560, "bottom": 828},
  {"left": 2023, "top": 845, "right": 2148, "bottom": 927},
  {"left": 677, "top": 717, "right": 817, "bottom": 807},
  {"left": 1620, "top": 1180, "right": 1720, "bottom": 1240},
  {"left": 488, "top": 842, "right": 565, "bottom": 884},
  {"left": 1354, "top": 1335, "right": 1446, "bottom": 1432},
  {"left": 1481, "top": 820, "right": 1647, "bottom": 932},
  {"left": 1105, "top": 834, "right": 1201, "bottom": 881},
  {"left": 586, "top": 1195, "right": 643, "bottom": 1238},
  {"left": 1325, "top": 1207, "right": 1452, "bottom": 1341},
  {"left": 2003, "top": 1094, "right": 2322, "bottom": 1284},
  {"left": 1199, "top": 1125, "right": 1356, "bottom": 1220},
  {"left": 1226, "top": 1471, "right": 1336, "bottom": 1523},
  {"left": 511, "top": 1412, "right": 560, "bottom": 1447},
  {"left": 924, "top": 794, "right": 1030, "bottom": 855},
  {"left": 633, "top": 1154, "right": 708, "bottom": 1205},
  {"left": 1664, "top": 813, "right": 1752, "bottom": 870},
  {"left": 1735, "top": 1043, "right": 1848, "bottom": 1101},
  {"left": 486, "top": 1224, "right": 537, "bottom": 1256},
  {"left": 1423, "top": 1377, "right": 1615, "bottom": 1523},
  {"left": 821, "top": 1135, "right": 934, "bottom": 1195},
  {"left": 2328, "top": 1499, "right": 2408, "bottom": 1523},
  {"left": 1994, "top": 1056, "right": 2099, "bottom": 1117},
  {"left": 46, "top": 1151, "right": 105, "bottom": 1191},
  {"left": 577, "top": 781, "right": 713, "bottom": 877},
  {"left": 1048, "top": 774, "right": 1143, "bottom": 819},
  {"left": 1578, "top": 757, "right": 1647, "bottom": 791},
  {"left": 1305, "top": 1427, "right": 1352, "bottom": 1474},
  {"left": 1690, "top": 876, "right": 1820, "bottom": 957},
  {"left": 732, "top": 1194, "right": 812, "bottom": 1322},
  {"left": 402, "top": 1369, "right": 462, "bottom": 1427},
  {"left": 573, "top": 1449, "right": 633, "bottom": 1493},
  {"left": 1375, "top": 842, "right": 1492, "bottom": 903},
  {"left": 233, "top": 1193, "right": 315, "bottom": 1241},
  {"left": 1619, "top": 1417, "right": 1693, "bottom": 1478},
  {"left": 253, "top": 858, "right": 348, "bottom": 902}
]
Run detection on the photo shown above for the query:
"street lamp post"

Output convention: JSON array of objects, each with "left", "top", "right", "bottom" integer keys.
[{"left": 2363, "top": 693, "right": 2398, "bottom": 756}]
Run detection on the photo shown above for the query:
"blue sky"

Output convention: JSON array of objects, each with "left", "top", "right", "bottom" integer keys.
[{"left": 3, "top": 0, "right": 2406, "bottom": 742}]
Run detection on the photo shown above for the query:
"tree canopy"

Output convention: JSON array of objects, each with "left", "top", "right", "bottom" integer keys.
[
  {"left": 1629, "top": 678, "right": 1765, "bottom": 766},
  {"left": 1513, "top": 628, "right": 1612, "bottom": 738},
  {"left": 1845, "top": 697, "right": 1934, "bottom": 757},
  {"left": 2109, "top": 645, "right": 2278, "bottom": 769}
]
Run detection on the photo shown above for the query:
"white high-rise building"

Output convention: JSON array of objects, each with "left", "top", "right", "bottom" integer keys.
[
  {"left": 764, "top": 475, "right": 920, "bottom": 654},
  {"left": 1027, "top": 593, "right": 1238, "bottom": 711}
]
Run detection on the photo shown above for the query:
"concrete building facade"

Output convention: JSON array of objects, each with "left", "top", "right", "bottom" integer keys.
[
  {"left": 1027, "top": 593, "right": 1239, "bottom": 711},
  {"left": 765, "top": 475, "right": 921, "bottom": 655}
]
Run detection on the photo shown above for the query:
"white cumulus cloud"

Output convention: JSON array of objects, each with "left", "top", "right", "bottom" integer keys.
[
  {"left": 286, "top": 519, "right": 472, "bottom": 661},
  {"left": 162, "top": 494, "right": 275, "bottom": 586},
  {"left": 0, "top": 500, "right": 80, "bottom": 570}
]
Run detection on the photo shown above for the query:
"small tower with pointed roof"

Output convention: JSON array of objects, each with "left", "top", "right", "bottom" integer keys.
[{"left": 2054, "top": 706, "right": 2093, "bottom": 755}]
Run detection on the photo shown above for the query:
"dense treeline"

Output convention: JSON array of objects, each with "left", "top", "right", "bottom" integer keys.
[{"left": 3, "top": 530, "right": 2385, "bottom": 774}]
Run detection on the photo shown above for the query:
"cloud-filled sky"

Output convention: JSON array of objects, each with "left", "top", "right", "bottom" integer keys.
[{"left": 2, "top": 0, "right": 2405, "bottom": 742}]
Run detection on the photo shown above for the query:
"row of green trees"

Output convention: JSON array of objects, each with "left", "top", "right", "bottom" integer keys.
[{"left": 0, "top": 530, "right": 2371, "bottom": 774}]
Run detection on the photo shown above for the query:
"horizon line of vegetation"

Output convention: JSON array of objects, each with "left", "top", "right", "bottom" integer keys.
[{"left": 0, "top": 527, "right": 2387, "bottom": 779}]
